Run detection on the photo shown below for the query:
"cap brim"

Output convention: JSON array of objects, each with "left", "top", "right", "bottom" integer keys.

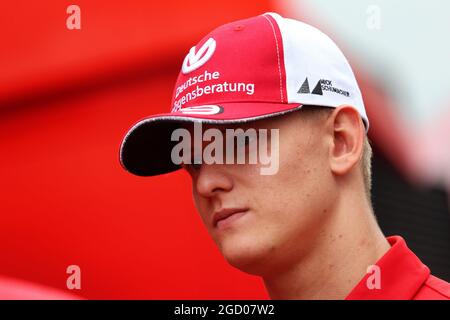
[{"left": 119, "top": 102, "right": 302, "bottom": 176}]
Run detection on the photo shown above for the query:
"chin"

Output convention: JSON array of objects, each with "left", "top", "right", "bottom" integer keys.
[{"left": 220, "top": 238, "right": 277, "bottom": 276}]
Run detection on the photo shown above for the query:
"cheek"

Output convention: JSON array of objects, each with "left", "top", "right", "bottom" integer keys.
[
  {"left": 256, "top": 139, "right": 330, "bottom": 229},
  {"left": 278, "top": 133, "right": 329, "bottom": 192},
  {"left": 192, "top": 189, "right": 211, "bottom": 225}
]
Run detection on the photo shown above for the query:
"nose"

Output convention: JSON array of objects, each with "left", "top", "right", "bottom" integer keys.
[{"left": 194, "top": 163, "right": 233, "bottom": 198}]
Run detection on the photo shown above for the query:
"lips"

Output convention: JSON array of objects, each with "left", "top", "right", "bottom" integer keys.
[{"left": 212, "top": 208, "right": 248, "bottom": 228}]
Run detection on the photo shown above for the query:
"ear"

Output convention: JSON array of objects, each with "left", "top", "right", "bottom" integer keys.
[{"left": 326, "top": 105, "right": 365, "bottom": 176}]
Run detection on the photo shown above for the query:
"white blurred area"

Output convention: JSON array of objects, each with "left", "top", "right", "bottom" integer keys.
[
  {"left": 284, "top": 0, "right": 450, "bottom": 126},
  {"left": 277, "top": 0, "right": 450, "bottom": 205}
]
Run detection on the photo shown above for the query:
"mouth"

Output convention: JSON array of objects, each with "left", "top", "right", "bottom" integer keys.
[{"left": 212, "top": 208, "right": 249, "bottom": 230}]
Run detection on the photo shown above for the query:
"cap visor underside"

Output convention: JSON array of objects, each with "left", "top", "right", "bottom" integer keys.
[{"left": 119, "top": 102, "right": 302, "bottom": 176}]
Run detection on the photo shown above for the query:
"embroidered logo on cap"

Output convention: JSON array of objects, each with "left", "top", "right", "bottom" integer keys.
[
  {"left": 179, "top": 105, "right": 223, "bottom": 115},
  {"left": 182, "top": 38, "right": 216, "bottom": 74},
  {"left": 297, "top": 78, "right": 350, "bottom": 97}
]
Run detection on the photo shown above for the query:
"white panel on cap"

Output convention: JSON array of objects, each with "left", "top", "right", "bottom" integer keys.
[{"left": 264, "top": 12, "right": 369, "bottom": 130}]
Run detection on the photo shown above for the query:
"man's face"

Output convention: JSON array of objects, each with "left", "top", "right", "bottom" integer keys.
[{"left": 182, "top": 110, "right": 336, "bottom": 276}]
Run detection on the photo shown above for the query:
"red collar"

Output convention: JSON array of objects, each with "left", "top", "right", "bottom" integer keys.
[{"left": 346, "top": 236, "right": 430, "bottom": 299}]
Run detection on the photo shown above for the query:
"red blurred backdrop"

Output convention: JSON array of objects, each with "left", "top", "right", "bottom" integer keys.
[
  {"left": 0, "top": 0, "right": 279, "bottom": 299},
  {"left": 0, "top": 0, "right": 421, "bottom": 299}
]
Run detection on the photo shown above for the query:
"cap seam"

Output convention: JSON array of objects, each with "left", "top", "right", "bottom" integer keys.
[{"left": 262, "top": 14, "right": 284, "bottom": 103}]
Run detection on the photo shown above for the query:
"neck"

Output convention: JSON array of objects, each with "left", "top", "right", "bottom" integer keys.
[{"left": 263, "top": 193, "right": 390, "bottom": 300}]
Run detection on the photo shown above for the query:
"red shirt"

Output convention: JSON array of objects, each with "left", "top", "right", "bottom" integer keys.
[{"left": 346, "top": 236, "right": 450, "bottom": 300}]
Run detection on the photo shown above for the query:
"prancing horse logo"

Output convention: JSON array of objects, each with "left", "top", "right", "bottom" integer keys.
[{"left": 182, "top": 37, "right": 216, "bottom": 74}]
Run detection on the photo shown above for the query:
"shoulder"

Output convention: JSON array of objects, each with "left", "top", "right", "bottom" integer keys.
[{"left": 413, "top": 275, "right": 450, "bottom": 300}]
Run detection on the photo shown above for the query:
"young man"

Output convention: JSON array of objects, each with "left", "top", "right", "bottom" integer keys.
[{"left": 119, "top": 13, "right": 450, "bottom": 299}]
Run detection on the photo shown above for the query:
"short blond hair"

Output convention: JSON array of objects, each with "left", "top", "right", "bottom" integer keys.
[
  {"left": 361, "top": 134, "right": 373, "bottom": 200},
  {"left": 298, "top": 106, "right": 373, "bottom": 200}
]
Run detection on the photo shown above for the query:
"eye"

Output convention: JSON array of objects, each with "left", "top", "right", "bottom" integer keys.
[
  {"left": 190, "top": 162, "right": 202, "bottom": 171},
  {"left": 181, "top": 159, "right": 202, "bottom": 173},
  {"left": 245, "top": 134, "right": 257, "bottom": 146}
]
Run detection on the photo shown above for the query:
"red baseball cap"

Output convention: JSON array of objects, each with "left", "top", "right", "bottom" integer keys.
[{"left": 120, "top": 12, "right": 368, "bottom": 176}]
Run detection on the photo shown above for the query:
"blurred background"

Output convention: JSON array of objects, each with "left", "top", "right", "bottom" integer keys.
[{"left": 0, "top": 0, "right": 448, "bottom": 299}]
